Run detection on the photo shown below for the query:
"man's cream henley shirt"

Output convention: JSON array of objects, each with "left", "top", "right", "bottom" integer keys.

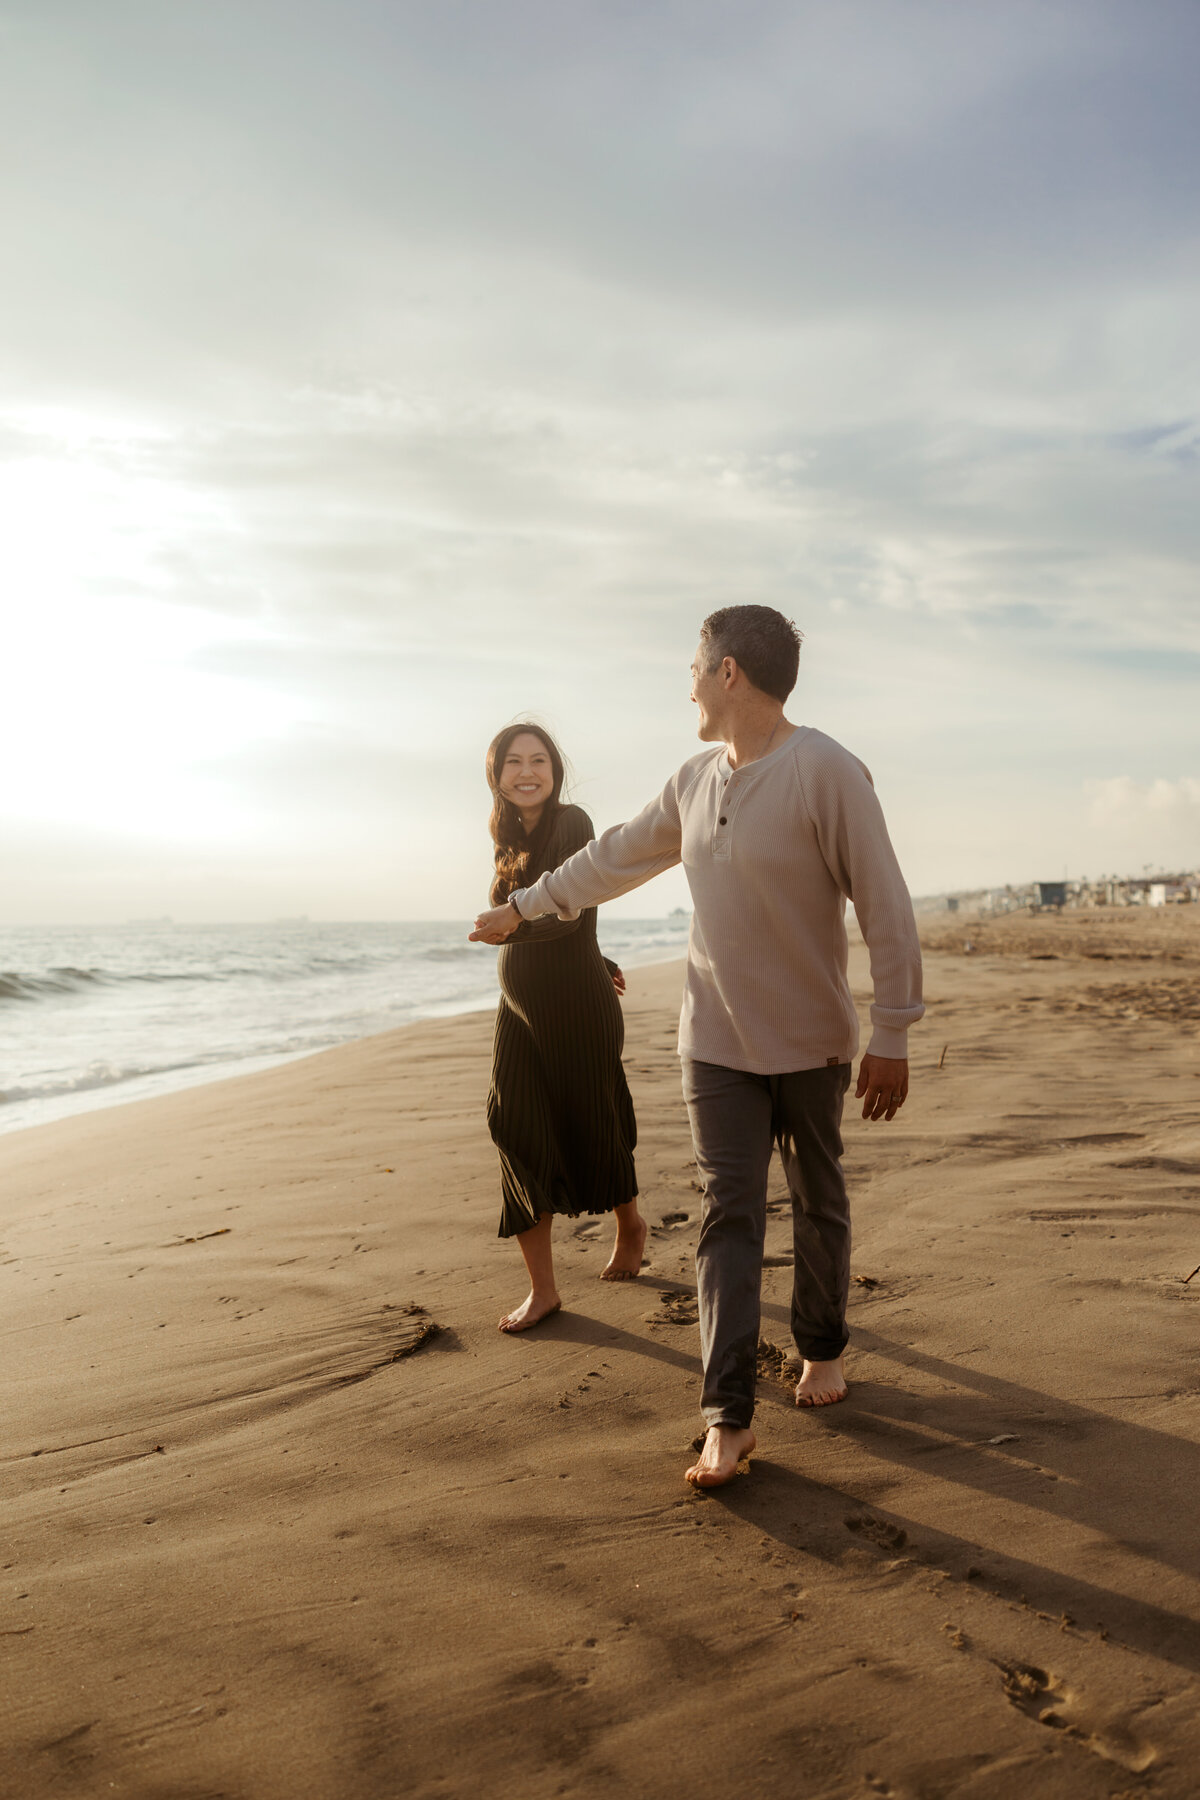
[{"left": 512, "top": 726, "right": 924, "bottom": 1075}]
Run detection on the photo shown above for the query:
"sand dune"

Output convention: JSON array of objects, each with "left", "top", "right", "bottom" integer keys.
[{"left": 3, "top": 914, "right": 1200, "bottom": 1798}]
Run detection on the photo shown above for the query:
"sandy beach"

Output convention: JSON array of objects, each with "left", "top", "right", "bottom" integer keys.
[{"left": 4, "top": 910, "right": 1200, "bottom": 1799}]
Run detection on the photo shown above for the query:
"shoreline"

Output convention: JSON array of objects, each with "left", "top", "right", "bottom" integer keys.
[{"left": 0, "top": 942, "right": 692, "bottom": 1142}]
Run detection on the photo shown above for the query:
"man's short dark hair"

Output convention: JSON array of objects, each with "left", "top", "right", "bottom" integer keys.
[{"left": 698, "top": 605, "right": 803, "bottom": 702}]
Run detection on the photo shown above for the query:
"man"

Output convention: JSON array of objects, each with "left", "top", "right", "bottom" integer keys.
[{"left": 471, "top": 606, "right": 923, "bottom": 1488}]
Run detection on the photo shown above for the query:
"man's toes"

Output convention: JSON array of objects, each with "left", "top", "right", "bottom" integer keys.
[
  {"left": 694, "top": 1461, "right": 733, "bottom": 1488},
  {"left": 796, "top": 1384, "right": 846, "bottom": 1406}
]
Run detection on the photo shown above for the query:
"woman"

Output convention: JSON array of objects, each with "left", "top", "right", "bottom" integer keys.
[{"left": 472, "top": 723, "right": 646, "bottom": 1332}]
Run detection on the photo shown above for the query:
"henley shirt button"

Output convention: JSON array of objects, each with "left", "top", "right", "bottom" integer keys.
[{"left": 718, "top": 815, "right": 727, "bottom": 825}]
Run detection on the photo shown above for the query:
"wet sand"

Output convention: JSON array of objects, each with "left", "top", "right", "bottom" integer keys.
[{"left": 3, "top": 908, "right": 1200, "bottom": 1799}]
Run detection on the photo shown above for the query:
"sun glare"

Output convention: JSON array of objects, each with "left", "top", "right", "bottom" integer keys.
[{"left": 1, "top": 431, "right": 298, "bottom": 840}]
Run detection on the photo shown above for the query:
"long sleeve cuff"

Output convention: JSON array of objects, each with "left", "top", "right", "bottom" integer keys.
[
  {"left": 865, "top": 1024, "right": 909, "bottom": 1061},
  {"left": 509, "top": 883, "right": 580, "bottom": 922}
]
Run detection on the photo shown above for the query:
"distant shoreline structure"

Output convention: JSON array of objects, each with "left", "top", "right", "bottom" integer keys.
[{"left": 915, "top": 868, "right": 1200, "bottom": 917}]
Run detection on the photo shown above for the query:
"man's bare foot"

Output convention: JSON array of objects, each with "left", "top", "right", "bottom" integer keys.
[
  {"left": 794, "top": 1356, "right": 847, "bottom": 1407},
  {"left": 600, "top": 1216, "right": 647, "bottom": 1281},
  {"left": 498, "top": 1292, "right": 562, "bottom": 1334},
  {"left": 685, "top": 1424, "right": 756, "bottom": 1487}
]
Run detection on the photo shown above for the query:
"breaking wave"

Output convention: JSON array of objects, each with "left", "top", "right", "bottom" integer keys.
[{"left": 1, "top": 1057, "right": 202, "bottom": 1105}]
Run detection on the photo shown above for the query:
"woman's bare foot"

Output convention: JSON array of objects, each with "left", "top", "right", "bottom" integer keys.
[
  {"left": 600, "top": 1214, "right": 647, "bottom": 1281},
  {"left": 498, "top": 1291, "right": 561, "bottom": 1333},
  {"left": 685, "top": 1424, "right": 756, "bottom": 1487},
  {"left": 794, "top": 1356, "right": 847, "bottom": 1406}
]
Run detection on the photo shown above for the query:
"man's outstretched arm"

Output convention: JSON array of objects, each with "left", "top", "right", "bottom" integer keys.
[{"left": 469, "top": 778, "right": 685, "bottom": 944}]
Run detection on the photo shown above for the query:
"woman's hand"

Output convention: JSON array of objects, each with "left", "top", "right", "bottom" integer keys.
[
  {"left": 610, "top": 965, "right": 627, "bottom": 996},
  {"left": 469, "top": 904, "right": 522, "bottom": 945}
]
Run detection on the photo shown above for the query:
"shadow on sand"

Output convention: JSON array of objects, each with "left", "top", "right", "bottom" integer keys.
[{"left": 517, "top": 1286, "right": 1200, "bottom": 1677}]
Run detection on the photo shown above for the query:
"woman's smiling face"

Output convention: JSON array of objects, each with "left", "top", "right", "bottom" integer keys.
[{"left": 498, "top": 732, "right": 555, "bottom": 820}]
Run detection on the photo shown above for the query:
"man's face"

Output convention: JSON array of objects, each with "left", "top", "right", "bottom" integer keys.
[{"left": 689, "top": 642, "right": 726, "bottom": 741}]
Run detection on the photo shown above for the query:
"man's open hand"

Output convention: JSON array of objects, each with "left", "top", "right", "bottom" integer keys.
[
  {"left": 855, "top": 1054, "right": 909, "bottom": 1122},
  {"left": 469, "top": 904, "right": 522, "bottom": 945}
]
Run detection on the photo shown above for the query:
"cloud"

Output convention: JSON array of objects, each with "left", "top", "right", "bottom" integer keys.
[{"left": 1086, "top": 776, "right": 1200, "bottom": 825}]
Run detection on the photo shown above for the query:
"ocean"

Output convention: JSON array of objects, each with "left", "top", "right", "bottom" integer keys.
[{"left": 0, "top": 917, "right": 692, "bottom": 1137}]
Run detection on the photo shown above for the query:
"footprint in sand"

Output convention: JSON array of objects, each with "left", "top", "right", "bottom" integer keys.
[
  {"left": 645, "top": 1290, "right": 699, "bottom": 1326},
  {"left": 844, "top": 1513, "right": 908, "bottom": 1551},
  {"left": 757, "top": 1339, "right": 797, "bottom": 1383},
  {"left": 995, "top": 1661, "right": 1156, "bottom": 1773}
]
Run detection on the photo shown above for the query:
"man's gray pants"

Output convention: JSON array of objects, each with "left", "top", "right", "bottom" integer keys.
[{"left": 682, "top": 1058, "right": 853, "bottom": 1429}]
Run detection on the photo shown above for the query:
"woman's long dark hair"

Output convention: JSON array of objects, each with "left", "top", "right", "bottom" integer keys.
[{"left": 486, "top": 723, "right": 567, "bottom": 905}]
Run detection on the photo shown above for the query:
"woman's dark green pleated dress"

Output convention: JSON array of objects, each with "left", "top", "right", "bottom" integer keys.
[{"left": 488, "top": 803, "right": 638, "bottom": 1237}]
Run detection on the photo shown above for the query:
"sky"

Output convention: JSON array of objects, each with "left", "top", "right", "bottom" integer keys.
[{"left": 1, "top": 0, "right": 1198, "bottom": 922}]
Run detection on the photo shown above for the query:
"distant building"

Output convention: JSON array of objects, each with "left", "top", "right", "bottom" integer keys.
[
  {"left": 946, "top": 896, "right": 959, "bottom": 913},
  {"left": 1148, "top": 881, "right": 1190, "bottom": 906},
  {"left": 1037, "top": 881, "right": 1067, "bottom": 909}
]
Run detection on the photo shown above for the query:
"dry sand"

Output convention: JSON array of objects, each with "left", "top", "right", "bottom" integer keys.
[{"left": 3, "top": 909, "right": 1200, "bottom": 1800}]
